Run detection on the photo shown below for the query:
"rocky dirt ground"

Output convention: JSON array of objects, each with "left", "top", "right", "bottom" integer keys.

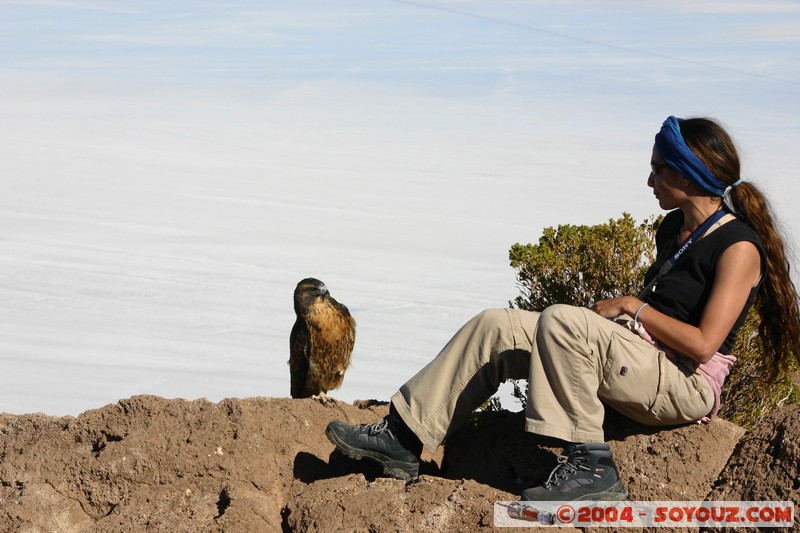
[{"left": 1, "top": 396, "right": 797, "bottom": 532}]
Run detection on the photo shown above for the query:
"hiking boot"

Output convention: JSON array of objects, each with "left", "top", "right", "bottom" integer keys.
[
  {"left": 325, "top": 415, "right": 420, "bottom": 480},
  {"left": 521, "top": 443, "right": 628, "bottom": 501}
]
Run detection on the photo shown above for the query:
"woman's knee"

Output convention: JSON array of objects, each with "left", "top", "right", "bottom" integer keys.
[
  {"left": 539, "top": 303, "right": 582, "bottom": 327},
  {"left": 470, "top": 308, "right": 533, "bottom": 340},
  {"left": 471, "top": 308, "right": 509, "bottom": 329},
  {"left": 537, "top": 304, "right": 588, "bottom": 343}
]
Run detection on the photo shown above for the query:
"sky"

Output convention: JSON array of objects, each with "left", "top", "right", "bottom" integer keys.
[{"left": 1, "top": 0, "right": 799, "bottom": 416}]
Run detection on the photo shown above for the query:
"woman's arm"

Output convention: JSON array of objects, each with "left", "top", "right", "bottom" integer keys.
[{"left": 591, "top": 240, "right": 761, "bottom": 363}]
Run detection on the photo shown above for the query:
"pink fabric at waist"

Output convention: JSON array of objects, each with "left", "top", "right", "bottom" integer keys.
[{"left": 622, "top": 319, "right": 736, "bottom": 422}]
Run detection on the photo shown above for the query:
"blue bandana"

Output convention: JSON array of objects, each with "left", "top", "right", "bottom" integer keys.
[{"left": 654, "top": 116, "right": 730, "bottom": 196}]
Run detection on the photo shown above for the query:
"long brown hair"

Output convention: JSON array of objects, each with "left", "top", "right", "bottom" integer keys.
[{"left": 681, "top": 117, "right": 800, "bottom": 371}]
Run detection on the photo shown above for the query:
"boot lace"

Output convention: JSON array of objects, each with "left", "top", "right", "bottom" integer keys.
[
  {"left": 357, "top": 417, "right": 398, "bottom": 439},
  {"left": 544, "top": 450, "right": 590, "bottom": 488}
]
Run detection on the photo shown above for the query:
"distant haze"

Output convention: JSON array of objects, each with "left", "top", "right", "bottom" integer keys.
[{"left": 1, "top": 0, "right": 798, "bottom": 415}]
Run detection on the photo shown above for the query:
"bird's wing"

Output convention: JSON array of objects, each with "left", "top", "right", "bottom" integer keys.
[
  {"left": 331, "top": 299, "right": 356, "bottom": 369},
  {"left": 289, "top": 317, "right": 312, "bottom": 398},
  {"left": 340, "top": 314, "right": 356, "bottom": 366}
]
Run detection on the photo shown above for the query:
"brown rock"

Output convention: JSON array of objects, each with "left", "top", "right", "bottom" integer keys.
[
  {"left": 0, "top": 395, "right": 781, "bottom": 532},
  {"left": 708, "top": 403, "right": 800, "bottom": 529}
]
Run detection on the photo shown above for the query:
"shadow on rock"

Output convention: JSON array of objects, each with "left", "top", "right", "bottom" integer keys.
[
  {"left": 293, "top": 450, "right": 440, "bottom": 484},
  {"left": 441, "top": 410, "right": 560, "bottom": 494},
  {"left": 293, "top": 451, "right": 380, "bottom": 483},
  {"left": 440, "top": 407, "right": 682, "bottom": 495},
  {"left": 602, "top": 407, "right": 684, "bottom": 440}
]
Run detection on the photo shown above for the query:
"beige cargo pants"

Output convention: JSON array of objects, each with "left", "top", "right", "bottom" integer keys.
[{"left": 391, "top": 305, "right": 713, "bottom": 451}]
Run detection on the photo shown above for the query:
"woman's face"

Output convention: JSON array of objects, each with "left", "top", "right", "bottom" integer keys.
[{"left": 648, "top": 147, "right": 688, "bottom": 210}]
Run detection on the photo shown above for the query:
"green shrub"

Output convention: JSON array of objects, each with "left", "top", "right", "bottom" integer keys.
[
  {"left": 509, "top": 213, "right": 660, "bottom": 310},
  {"left": 507, "top": 212, "right": 798, "bottom": 429}
]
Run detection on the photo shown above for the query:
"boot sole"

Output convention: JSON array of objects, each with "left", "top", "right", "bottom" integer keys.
[
  {"left": 325, "top": 425, "right": 419, "bottom": 481},
  {"left": 582, "top": 480, "right": 629, "bottom": 501},
  {"left": 521, "top": 480, "right": 629, "bottom": 502}
]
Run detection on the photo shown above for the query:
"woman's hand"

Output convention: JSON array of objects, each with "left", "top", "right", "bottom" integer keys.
[
  {"left": 589, "top": 241, "right": 761, "bottom": 364},
  {"left": 590, "top": 296, "right": 640, "bottom": 319}
]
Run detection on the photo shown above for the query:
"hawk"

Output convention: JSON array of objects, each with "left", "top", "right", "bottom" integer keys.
[{"left": 289, "top": 278, "right": 355, "bottom": 402}]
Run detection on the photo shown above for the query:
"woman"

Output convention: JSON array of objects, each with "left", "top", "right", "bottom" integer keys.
[{"left": 325, "top": 116, "right": 800, "bottom": 502}]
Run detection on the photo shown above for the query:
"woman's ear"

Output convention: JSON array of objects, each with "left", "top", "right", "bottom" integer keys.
[{"left": 679, "top": 174, "right": 704, "bottom": 194}]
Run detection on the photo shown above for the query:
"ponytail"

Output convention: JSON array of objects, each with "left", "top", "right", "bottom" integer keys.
[
  {"left": 730, "top": 182, "right": 800, "bottom": 371},
  {"left": 681, "top": 117, "right": 800, "bottom": 372}
]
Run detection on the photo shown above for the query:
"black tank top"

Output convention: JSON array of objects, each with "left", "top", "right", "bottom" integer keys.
[{"left": 641, "top": 209, "right": 765, "bottom": 354}]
